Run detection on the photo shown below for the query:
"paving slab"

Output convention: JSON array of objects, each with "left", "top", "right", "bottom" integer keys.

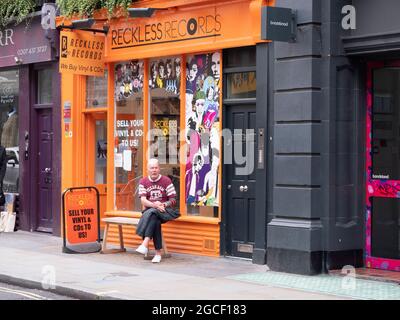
[{"left": 0, "top": 231, "right": 354, "bottom": 300}]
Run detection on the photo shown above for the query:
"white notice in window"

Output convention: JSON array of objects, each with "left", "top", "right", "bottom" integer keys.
[
  {"left": 123, "top": 150, "right": 132, "bottom": 171},
  {"left": 114, "top": 153, "right": 123, "bottom": 168}
]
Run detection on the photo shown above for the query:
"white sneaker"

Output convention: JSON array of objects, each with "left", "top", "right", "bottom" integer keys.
[
  {"left": 135, "top": 244, "right": 148, "bottom": 255},
  {"left": 152, "top": 255, "right": 162, "bottom": 263}
]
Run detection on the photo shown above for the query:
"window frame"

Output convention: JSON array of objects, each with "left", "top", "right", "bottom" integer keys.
[{"left": 110, "top": 51, "right": 223, "bottom": 220}]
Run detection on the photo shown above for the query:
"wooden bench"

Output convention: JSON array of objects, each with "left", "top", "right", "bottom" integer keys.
[{"left": 100, "top": 217, "right": 170, "bottom": 258}]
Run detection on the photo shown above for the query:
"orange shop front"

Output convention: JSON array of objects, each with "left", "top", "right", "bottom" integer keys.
[{"left": 60, "top": 0, "right": 272, "bottom": 257}]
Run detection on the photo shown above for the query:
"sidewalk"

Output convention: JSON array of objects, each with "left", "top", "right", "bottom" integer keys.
[{"left": 0, "top": 231, "right": 358, "bottom": 300}]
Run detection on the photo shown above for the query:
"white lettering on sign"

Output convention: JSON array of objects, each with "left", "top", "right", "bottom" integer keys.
[
  {"left": 270, "top": 21, "right": 289, "bottom": 27},
  {"left": 0, "top": 29, "right": 14, "bottom": 47}
]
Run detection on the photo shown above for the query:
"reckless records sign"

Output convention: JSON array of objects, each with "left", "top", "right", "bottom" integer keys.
[{"left": 59, "top": 31, "right": 105, "bottom": 77}]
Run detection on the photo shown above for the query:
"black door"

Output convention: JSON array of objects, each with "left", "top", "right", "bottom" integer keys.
[{"left": 224, "top": 104, "right": 256, "bottom": 258}]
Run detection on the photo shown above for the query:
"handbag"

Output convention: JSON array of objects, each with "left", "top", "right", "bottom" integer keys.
[
  {"left": 0, "top": 211, "right": 7, "bottom": 232},
  {"left": 155, "top": 207, "right": 180, "bottom": 223},
  {"left": 0, "top": 211, "right": 15, "bottom": 232}
]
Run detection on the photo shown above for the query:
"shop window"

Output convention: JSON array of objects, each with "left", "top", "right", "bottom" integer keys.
[
  {"left": 86, "top": 70, "right": 108, "bottom": 108},
  {"left": 372, "top": 68, "right": 400, "bottom": 180},
  {"left": 149, "top": 57, "right": 181, "bottom": 207},
  {"left": 371, "top": 197, "right": 400, "bottom": 259},
  {"left": 114, "top": 61, "right": 144, "bottom": 211},
  {"left": 185, "top": 52, "right": 221, "bottom": 217},
  {"left": 0, "top": 69, "right": 19, "bottom": 193},
  {"left": 111, "top": 53, "right": 221, "bottom": 217},
  {"left": 223, "top": 46, "right": 256, "bottom": 68},
  {"left": 37, "top": 68, "right": 52, "bottom": 104},
  {"left": 226, "top": 72, "right": 256, "bottom": 99}
]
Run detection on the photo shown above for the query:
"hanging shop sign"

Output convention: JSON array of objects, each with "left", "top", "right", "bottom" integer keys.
[
  {"left": 59, "top": 30, "right": 105, "bottom": 76},
  {"left": 261, "top": 6, "right": 297, "bottom": 42},
  {"left": 107, "top": 0, "right": 267, "bottom": 59},
  {"left": 62, "top": 186, "right": 101, "bottom": 253}
]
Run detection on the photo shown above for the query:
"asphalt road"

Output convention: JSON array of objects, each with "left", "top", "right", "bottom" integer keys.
[{"left": 0, "top": 282, "right": 75, "bottom": 300}]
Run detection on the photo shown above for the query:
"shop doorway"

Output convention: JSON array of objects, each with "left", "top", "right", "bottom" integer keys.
[
  {"left": 224, "top": 104, "right": 256, "bottom": 259},
  {"left": 33, "top": 67, "right": 55, "bottom": 233},
  {"left": 222, "top": 46, "right": 257, "bottom": 259},
  {"left": 85, "top": 113, "right": 107, "bottom": 229},
  {"left": 366, "top": 61, "right": 400, "bottom": 271},
  {"left": 35, "top": 108, "right": 53, "bottom": 232}
]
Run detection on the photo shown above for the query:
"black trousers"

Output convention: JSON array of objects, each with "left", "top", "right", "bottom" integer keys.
[{"left": 143, "top": 213, "right": 162, "bottom": 250}]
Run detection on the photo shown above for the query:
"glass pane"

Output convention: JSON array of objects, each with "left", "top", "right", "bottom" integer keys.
[
  {"left": 149, "top": 57, "right": 181, "bottom": 207},
  {"left": 372, "top": 68, "right": 400, "bottom": 180},
  {"left": 226, "top": 72, "right": 256, "bottom": 99},
  {"left": 185, "top": 52, "right": 221, "bottom": 217},
  {"left": 0, "top": 69, "right": 19, "bottom": 193},
  {"left": 37, "top": 68, "right": 52, "bottom": 104},
  {"left": 95, "top": 120, "right": 107, "bottom": 184},
  {"left": 224, "top": 46, "right": 256, "bottom": 68},
  {"left": 86, "top": 70, "right": 108, "bottom": 108},
  {"left": 114, "top": 61, "right": 144, "bottom": 211},
  {"left": 371, "top": 197, "right": 400, "bottom": 259}
]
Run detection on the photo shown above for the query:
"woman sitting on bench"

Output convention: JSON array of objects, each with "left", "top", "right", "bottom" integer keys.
[{"left": 135, "top": 158, "right": 179, "bottom": 263}]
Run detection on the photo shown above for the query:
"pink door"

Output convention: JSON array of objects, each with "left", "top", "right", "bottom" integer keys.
[{"left": 366, "top": 61, "right": 400, "bottom": 271}]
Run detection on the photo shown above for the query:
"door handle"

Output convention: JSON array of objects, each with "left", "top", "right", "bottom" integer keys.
[
  {"left": 45, "top": 167, "right": 51, "bottom": 173},
  {"left": 243, "top": 185, "right": 248, "bottom": 192},
  {"left": 239, "top": 185, "right": 244, "bottom": 192}
]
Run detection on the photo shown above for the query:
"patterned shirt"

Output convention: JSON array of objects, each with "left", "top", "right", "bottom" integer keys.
[{"left": 138, "top": 175, "right": 177, "bottom": 208}]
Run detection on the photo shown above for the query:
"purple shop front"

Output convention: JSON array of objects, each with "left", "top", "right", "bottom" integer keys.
[{"left": 0, "top": 16, "right": 61, "bottom": 235}]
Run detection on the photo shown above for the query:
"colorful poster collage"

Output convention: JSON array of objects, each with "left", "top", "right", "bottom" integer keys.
[
  {"left": 149, "top": 58, "right": 181, "bottom": 95},
  {"left": 115, "top": 60, "right": 144, "bottom": 103},
  {"left": 149, "top": 57, "right": 181, "bottom": 207},
  {"left": 185, "top": 52, "right": 221, "bottom": 207}
]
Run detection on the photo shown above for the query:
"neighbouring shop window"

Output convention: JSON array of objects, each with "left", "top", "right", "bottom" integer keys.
[
  {"left": 185, "top": 52, "right": 221, "bottom": 217},
  {"left": 226, "top": 72, "right": 256, "bottom": 99},
  {"left": 0, "top": 69, "right": 19, "bottom": 193},
  {"left": 86, "top": 70, "right": 108, "bottom": 108},
  {"left": 224, "top": 46, "right": 256, "bottom": 68},
  {"left": 149, "top": 57, "right": 181, "bottom": 207},
  {"left": 114, "top": 61, "right": 144, "bottom": 211},
  {"left": 372, "top": 68, "right": 400, "bottom": 180},
  {"left": 95, "top": 120, "right": 107, "bottom": 184},
  {"left": 37, "top": 68, "right": 52, "bottom": 104},
  {"left": 371, "top": 197, "right": 400, "bottom": 259}
]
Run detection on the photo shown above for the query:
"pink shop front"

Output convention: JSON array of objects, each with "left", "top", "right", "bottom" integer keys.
[
  {"left": 341, "top": 1, "right": 400, "bottom": 273},
  {"left": 365, "top": 62, "right": 400, "bottom": 272}
]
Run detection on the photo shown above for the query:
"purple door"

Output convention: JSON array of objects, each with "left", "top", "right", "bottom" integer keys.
[{"left": 36, "top": 108, "right": 53, "bottom": 232}]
